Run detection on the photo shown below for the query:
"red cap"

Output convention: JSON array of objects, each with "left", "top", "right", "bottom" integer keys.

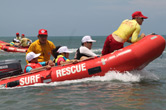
[
  {"left": 38, "top": 29, "right": 48, "bottom": 35},
  {"left": 21, "top": 34, "right": 25, "bottom": 37},
  {"left": 132, "top": 11, "right": 148, "bottom": 19},
  {"left": 16, "top": 32, "right": 19, "bottom": 35}
]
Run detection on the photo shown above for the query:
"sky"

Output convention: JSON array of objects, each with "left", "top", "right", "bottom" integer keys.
[{"left": 0, "top": 0, "right": 166, "bottom": 36}]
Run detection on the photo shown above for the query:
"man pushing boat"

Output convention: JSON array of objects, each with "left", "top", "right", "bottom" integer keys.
[{"left": 102, "top": 11, "right": 148, "bottom": 55}]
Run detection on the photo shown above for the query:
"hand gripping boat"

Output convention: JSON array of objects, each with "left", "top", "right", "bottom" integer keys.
[
  {"left": 0, "top": 40, "right": 28, "bottom": 53},
  {"left": 0, "top": 34, "right": 165, "bottom": 88}
]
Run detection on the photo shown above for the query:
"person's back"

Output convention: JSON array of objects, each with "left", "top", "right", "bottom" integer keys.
[
  {"left": 113, "top": 19, "right": 141, "bottom": 43},
  {"left": 19, "top": 34, "right": 32, "bottom": 47},
  {"left": 20, "top": 37, "right": 30, "bottom": 47},
  {"left": 102, "top": 11, "right": 148, "bottom": 55}
]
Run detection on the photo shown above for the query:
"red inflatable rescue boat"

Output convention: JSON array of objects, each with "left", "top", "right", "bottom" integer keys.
[
  {"left": 0, "top": 40, "right": 28, "bottom": 53},
  {"left": 0, "top": 34, "right": 165, "bottom": 88}
]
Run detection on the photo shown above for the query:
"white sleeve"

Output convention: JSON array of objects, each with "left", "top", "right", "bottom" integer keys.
[{"left": 80, "top": 46, "right": 97, "bottom": 57}]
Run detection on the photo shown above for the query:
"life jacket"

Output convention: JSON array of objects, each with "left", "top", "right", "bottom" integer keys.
[
  {"left": 10, "top": 42, "right": 15, "bottom": 46},
  {"left": 75, "top": 48, "right": 90, "bottom": 60},
  {"left": 54, "top": 55, "right": 70, "bottom": 66},
  {"left": 24, "top": 63, "right": 42, "bottom": 73}
]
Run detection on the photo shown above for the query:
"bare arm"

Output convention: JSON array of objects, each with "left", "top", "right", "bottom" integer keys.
[
  {"left": 29, "top": 65, "right": 51, "bottom": 73},
  {"left": 59, "top": 59, "right": 80, "bottom": 66}
]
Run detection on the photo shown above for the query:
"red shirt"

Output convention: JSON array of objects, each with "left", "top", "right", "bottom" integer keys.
[{"left": 24, "top": 63, "right": 42, "bottom": 73}]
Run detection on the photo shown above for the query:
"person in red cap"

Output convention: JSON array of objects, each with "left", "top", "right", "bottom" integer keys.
[
  {"left": 15, "top": 32, "right": 21, "bottom": 42},
  {"left": 26, "top": 29, "right": 56, "bottom": 64},
  {"left": 21, "top": 34, "right": 25, "bottom": 37},
  {"left": 18, "top": 34, "right": 32, "bottom": 48},
  {"left": 102, "top": 11, "right": 148, "bottom": 55}
]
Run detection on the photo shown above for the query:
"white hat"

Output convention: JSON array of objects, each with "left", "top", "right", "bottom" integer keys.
[
  {"left": 26, "top": 52, "right": 41, "bottom": 61},
  {"left": 81, "top": 35, "right": 96, "bottom": 43},
  {"left": 57, "top": 46, "right": 73, "bottom": 53}
]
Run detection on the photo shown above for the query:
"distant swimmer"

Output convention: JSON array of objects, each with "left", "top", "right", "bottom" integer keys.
[{"left": 102, "top": 11, "right": 148, "bottom": 55}]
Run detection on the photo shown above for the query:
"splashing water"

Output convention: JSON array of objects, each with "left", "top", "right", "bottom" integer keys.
[
  {"left": 0, "top": 69, "right": 159, "bottom": 89},
  {"left": 32, "top": 69, "right": 159, "bottom": 87}
]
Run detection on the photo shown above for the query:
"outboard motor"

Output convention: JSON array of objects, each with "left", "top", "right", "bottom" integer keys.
[{"left": 0, "top": 59, "right": 22, "bottom": 79}]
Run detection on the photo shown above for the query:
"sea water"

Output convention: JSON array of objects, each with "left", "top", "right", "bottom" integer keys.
[{"left": 0, "top": 35, "right": 165, "bottom": 110}]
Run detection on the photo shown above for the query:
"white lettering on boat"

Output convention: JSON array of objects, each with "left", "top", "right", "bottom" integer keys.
[
  {"left": 8, "top": 47, "right": 15, "bottom": 50},
  {"left": 16, "top": 49, "right": 26, "bottom": 52},
  {"left": 56, "top": 63, "right": 86, "bottom": 78},
  {"left": 19, "top": 74, "right": 40, "bottom": 86},
  {"left": 0, "top": 65, "right": 8, "bottom": 69}
]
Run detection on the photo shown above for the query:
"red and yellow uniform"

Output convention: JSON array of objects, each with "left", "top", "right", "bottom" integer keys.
[
  {"left": 26, "top": 39, "right": 55, "bottom": 63},
  {"left": 113, "top": 19, "right": 142, "bottom": 43},
  {"left": 102, "top": 19, "right": 143, "bottom": 55}
]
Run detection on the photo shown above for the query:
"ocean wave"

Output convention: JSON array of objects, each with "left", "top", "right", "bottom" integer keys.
[{"left": 0, "top": 51, "right": 25, "bottom": 56}]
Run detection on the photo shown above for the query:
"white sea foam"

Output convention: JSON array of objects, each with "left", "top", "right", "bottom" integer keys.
[
  {"left": 32, "top": 69, "right": 159, "bottom": 87},
  {"left": 0, "top": 66, "right": 160, "bottom": 89}
]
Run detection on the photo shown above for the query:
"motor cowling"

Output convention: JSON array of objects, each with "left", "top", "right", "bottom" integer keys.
[{"left": 0, "top": 59, "right": 22, "bottom": 79}]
